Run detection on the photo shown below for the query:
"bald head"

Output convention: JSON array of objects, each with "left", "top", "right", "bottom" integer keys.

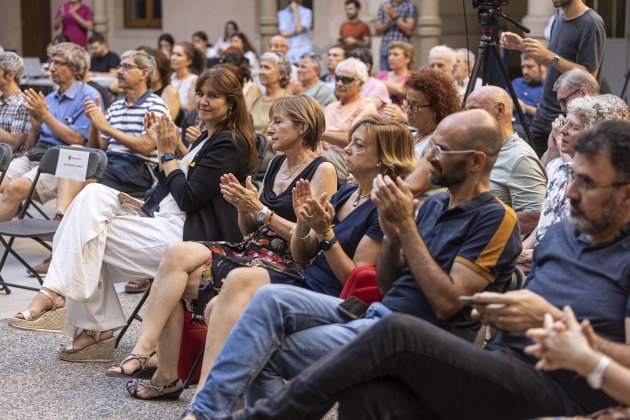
[
  {"left": 437, "top": 109, "right": 503, "bottom": 171},
  {"left": 268, "top": 35, "right": 289, "bottom": 54},
  {"left": 465, "top": 86, "right": 513, "bottom": 138}
]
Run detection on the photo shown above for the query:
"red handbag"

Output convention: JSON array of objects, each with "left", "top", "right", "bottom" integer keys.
[
  {"left": 177, "top": 311, "right": 207, "bottom": 384},
  {"left": 339, "top": 266, "right": 383, "bottom": 304}
]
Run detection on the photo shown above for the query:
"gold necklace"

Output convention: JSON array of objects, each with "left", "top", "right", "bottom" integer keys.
[
  {"left": 353, "top": 190, "right": 371, "bottom": 207},
  {"left": 280, "top": 153, "right": 312, "bottom": 180}
]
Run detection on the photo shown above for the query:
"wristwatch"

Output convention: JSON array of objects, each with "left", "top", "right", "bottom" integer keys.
[
  {"left": 256, "top": 206, "right": 272, "bottom": 224},
  {"left": 550, "top": 55, "right": 560, "bottom": 68},
  {"left": 319, "top": 236, "right": 338, "bottom": 251},
  {"left": 160, "top": 152, "right": 176, "bottom": 163},
  {"left": 586, "top": 356, "right": 610, "bottom": 389}
]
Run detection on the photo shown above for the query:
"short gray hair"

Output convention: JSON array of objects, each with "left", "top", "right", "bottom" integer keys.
[
  {"left": 553, "top": 68, "right": 599, "bottom": 95},
  {"left": 567, "top": 95, "right": 623, "bottom": 130},
  {"left": 47, "top": 42, "right": 89, "bottom": 80},
  {"left": 429, "top": 45, "right": 457, "bottom": 64},
  {"left": 120, "top": 50, "right": 157, "bottom": 87},
  {"left": 300, "top": 52, "right": 322, "bottom": 73},
  {"left": 260, "top": 51, "right": 292, "bottom": 88},
  {"left": 0, "top": 51, "right": 24, "bottom": 83},
  {"left": 597, "top": 94, "right": 629, "bottom": 119},
  {"left": 456, "top": 48, "right": 475, "bottom": 67},
  {"left": 336, "top": 58, "right": 368, "bottom": 83}
]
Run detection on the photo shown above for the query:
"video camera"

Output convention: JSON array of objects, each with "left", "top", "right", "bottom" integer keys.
[
  {"left": 472, "top": 0, "right": 508, "bottom": 8},
  {"left": 472, "top": 0, "right": 509, "bottom": 28}
]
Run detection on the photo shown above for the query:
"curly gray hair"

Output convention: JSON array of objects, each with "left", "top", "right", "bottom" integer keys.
[
  {"left": 47, "top": 42, "right": 89, "bottom": 80},
  {"left": 260, "top": 51, "right": 292, "bottom": 89},
  {"left": 567, "top": 95, "right": 624, "bottom": 130},
  {"left": 0, "top": 51, "right": 24, "bottom": 83}
]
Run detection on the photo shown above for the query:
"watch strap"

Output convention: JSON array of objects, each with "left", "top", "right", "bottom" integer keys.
[
  {"left": 586, "top": 356, "right": 610, "bottom": 389},
  {"left": 319, "top": 236, "right": 338, "bottom": 251},
  {"left": 550, "top": 55, "right": 560, "bottom": 68}
]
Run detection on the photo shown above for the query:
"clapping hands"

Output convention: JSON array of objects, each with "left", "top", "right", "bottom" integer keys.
[
  {"left": 220, "top": 174, "right": 262, "bottom": 214},
  {"left": 292, "top": 179, "right": 334, "bottom": 235}
]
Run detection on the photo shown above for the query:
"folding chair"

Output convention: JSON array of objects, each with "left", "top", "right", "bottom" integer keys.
[
  {"left": 251, "top": 133, "right": 268, "bottom": 186},
  {"left": 0, "top": 146, "right": 108, "bottom": 294}
]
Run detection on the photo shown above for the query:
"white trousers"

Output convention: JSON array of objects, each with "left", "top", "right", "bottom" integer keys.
[{"left": 43, "top": 183, "right": 184, "bottom": 337}]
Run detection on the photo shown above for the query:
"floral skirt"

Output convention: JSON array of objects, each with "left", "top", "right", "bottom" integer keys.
[{"left": 184, "top": 225, "right": 302, "bottom": 323}]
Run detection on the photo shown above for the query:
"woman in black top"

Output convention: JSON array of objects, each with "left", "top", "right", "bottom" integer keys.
[{"left": 109, "top": 96, "right": 337, "bottom": 390}]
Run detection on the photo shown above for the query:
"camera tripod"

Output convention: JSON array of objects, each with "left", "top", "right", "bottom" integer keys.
[{"left": 464, "top": 14, "right": 534, "bottom": 148}]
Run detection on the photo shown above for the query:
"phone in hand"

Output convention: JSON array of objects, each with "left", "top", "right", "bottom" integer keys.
[
  {"left": 458, "top": 296, "right": 477, "bottom": 306},
  {"left": 337, "top": 296, "right": 369, "bottom": 319}
]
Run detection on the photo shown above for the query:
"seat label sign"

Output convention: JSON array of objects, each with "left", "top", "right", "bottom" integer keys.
[{"left": 56, "top": 149, "right": 89, "bottom": 181}]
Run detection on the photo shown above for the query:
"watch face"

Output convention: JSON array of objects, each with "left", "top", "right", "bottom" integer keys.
[{"left": 256, "top": 212, "right": 266, "bottom": 222}]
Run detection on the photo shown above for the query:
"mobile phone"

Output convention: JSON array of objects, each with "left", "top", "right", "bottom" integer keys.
[
  {"left": 337, "top": 296, "right": 369, "bottom": 319},
  {"left": 458, "top": 296, "right": 477, "bottom": 306}
]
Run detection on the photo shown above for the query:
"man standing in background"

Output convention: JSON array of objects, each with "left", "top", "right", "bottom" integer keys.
[
  {"left": 375, "top": 0, "right": 417, "bottom": 71},
  {"left": 339, "top": 1, "right": 371, "bottom": 53},
  {"left": 277, "top": 0, "right": 313, "bottom": 64}
]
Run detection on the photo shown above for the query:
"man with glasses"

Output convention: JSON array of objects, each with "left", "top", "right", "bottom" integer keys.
[
  {"left": 296, "top": 53, "right": 335, "bottom": 107},
  {"left": 321, "top": 57, "right": 377, "bottom": 184},
  {"left": 500, "top": 0, "right": 605, "bottom": 157},
  {"left": 465, "top": 86, "right": 547, "bottom": 235},
  {"left": 179, "top": 110, "right": 521, "bottom": 419},
  {"left": 0, "top": 42, "right": 101, "bottom": 225}
]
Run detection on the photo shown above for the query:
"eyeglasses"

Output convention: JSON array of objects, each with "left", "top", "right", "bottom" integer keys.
[
  {"left": 402, "top": 98, "right": 433, "bottom": 113},
  {"left": 562, "top": 120, "right": 585, "bottom": 132},
  {"left": 558, "top": 88, "right": 581, "bottom": 107},
  {"left": 116, "top": 63, "right": 140, "bottom": 71},
  {"left": 47, "top": 59, "right": 69, "bottom": 67},
  {"left": 568, "top": 168, "right": 630, "bottom": 193},
  {"left": 428, "top": 139, "right": 476, "bottom": 161},
  {"left": 335, "top": 74, "right": 358, "bottom": 85}
]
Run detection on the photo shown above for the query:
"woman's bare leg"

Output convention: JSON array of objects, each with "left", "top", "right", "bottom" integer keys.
[
  {"left": 194, "top": 267, "right": 271, "bottom": 394},
  {"left": 109, "top": 241, "right": 210, "bottom": 375}
]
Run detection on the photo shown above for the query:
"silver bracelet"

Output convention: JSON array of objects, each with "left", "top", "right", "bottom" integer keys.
[{"left": 290, "top": 225, "right": 310, "bottom": 240}]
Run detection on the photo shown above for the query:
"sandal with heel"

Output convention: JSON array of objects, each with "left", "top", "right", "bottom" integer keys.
[
  {"left": 8, "top": 289, "right": 66, "bottom": 332},
  {"left": 106, "top": 351, "right": 158, "bottom": 379},
  {"left": 58, "top": 329, "right": 115, "bottom": 363},
  {"left": 128, "top": 377, "right": 183, "bottom": 400}
]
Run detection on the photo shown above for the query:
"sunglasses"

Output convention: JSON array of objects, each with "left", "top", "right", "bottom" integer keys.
[{"left": 335, "top": 74, "right": 358, "bottom": 85}]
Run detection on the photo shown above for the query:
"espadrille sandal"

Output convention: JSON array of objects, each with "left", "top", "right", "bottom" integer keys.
[
  {"left": 106, "top": 351, "right": 158, "bottom": 378},
  {"left": 8, "top": 289, "right": 66, "bottom": 332},
  {"left": 58, "top": 330, "right": 115, "bottom": 363},
  {"left": 128, "top": 377, "right": 183, "bottom": 400}
]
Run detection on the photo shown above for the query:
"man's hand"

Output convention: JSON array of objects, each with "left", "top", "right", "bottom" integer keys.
[
  {"left": 500, "top": 32, "right": 524, "bottom": 51},
  {"left": 372, "top": 174, "right": 417, "bottom": 236},
  {"left": 84, "top": 97, "right": 108, "bottom": 131},
  {"left": 470, "top": 289, "right": 562, "bottom": 333},
  {"left": 23, "top": 89, "right": 49, "bottom": 122},
  {"left": 522, "top": 38, "right": 553, "bottom": 65},
  {"left": 384, "top": 3, "right": 396, "bottom": 19}
]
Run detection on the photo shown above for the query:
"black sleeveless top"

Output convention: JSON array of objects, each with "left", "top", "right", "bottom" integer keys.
[
  {"left": 153, "top": 85, "right": 165, "bottom": 97},
  {"left": 260, "top": 155, "right": 327, "bottom": 222}
]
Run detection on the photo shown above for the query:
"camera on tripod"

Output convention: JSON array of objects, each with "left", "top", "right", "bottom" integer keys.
[
  {"left": 472, "top": 0, "right": 509, "bottom": 27},
  {"left": 472, "top": 0, "right": 508, "bottom": 8}
]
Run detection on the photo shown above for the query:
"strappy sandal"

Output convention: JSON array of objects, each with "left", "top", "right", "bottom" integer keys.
[
  {"left": 106, "top": 351, "right": 158, "bottom": 379},
  {"left": 127, "top": 378, "right": 183, "bottom": 401},
  {"left": 58, "top": 330, "right": 115, "bottom": 363},
  {"left": 8, "top": 289, "right": 66, "bottom": 332}
]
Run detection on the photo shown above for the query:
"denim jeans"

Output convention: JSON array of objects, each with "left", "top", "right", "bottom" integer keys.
[
  {"left": 229, "top": 314, "right": 615, "bottom": 420},
  {"left": 184, "top": 284, "right": 391, "bottom": 420}
]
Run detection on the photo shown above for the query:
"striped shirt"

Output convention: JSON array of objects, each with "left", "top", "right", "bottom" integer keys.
[
  {"left": 103, "top": 90, "right": 168, "bottom": 162},
  {"left": 0, "top": 91, "right": 31, "bottom": 155}
]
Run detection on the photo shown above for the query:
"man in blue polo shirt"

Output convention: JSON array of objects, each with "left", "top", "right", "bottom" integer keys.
[
  {"left": 180, "top": 109, "right": 522, "bottom": 419},
  {"left": 0, "top": 42, "right": 101, "bottom": 222},
  {"left": 225, "top": 120, "right": 630, "bottom": 420},
  {"left": 512, "top": 53, "right": 546, "bottom": 126}
]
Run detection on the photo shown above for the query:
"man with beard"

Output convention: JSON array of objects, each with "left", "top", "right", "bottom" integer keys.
[
  {"left": 220, "top": 120, "right": 630, "bottom": 420},
  {"left": 339, "top": 0, "right": 371, "bottom": 53},
  {"left": 512, "top": 53, "right": 547, "bottom": 125},
  {"left": 501, "top": 0, "right": 605, "bottom": 157},
  {"left": 180, "top": 109, "right": 522, "bottom": 419}
]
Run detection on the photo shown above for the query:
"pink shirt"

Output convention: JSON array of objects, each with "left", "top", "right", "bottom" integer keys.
[
  {"left": 375, "top": 70, "right": 409, "bottom": 106},
  {"left": 323, "top": 98, "right": 378, "bottom": 150},
  {"left": 361, "top": 77, "right": 391, "bottom": 113},
  {"left": 55, "top": 2, "right": 93, "bottom": 48}
]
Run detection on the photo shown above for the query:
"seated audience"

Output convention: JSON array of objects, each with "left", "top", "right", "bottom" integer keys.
[
  {"left": 321, "top": 57, "right": 378, "bottom": 184},
  {"left": 465, "top": 86, "right": 547, "bottom": 235},
  {"left": 138, "top": 47, "right": 181, "bottom": 123},
  {"left": 8, "top": 68, "right": 257, "bottom": 365},
  {"left": 180, "top": 109, "right": 521, "bottom": 418},
  {"left": 209, "top": 119, "right": 630, "bottom": 420},
  {"left": 125, "top": 113, "right": 415, "bottom": 401},
  {"left": 220, "top": 51, "right": 260, "bottom": 111},
  {"left": 214, "top": 21, "right": 239, "bottom": 56},
  {"left": 266, "top": 35, "right": 297, "bottom": 81},
  {"left": 321, "top": 46, "right": 346, "bottom": 92},
  {"left": 520, "top": 95, "right": 624, "bottom": 264},
  {"left": 157, "top": 33, "right": 175, "bottom": 59},
  {"left": 512, "top": 53, "right": 547, "bottom": 126},
  {"left": 0, "top": 43, "right": 100, "bottom": 224},
  {"left": 0, "top": 52, "right": 31, "bottom": 156},
  {"left": 428, "top": 45, "right": 458, "bottom": 83},
  {"left": 375, "top": 40, "right": 413, "bottom": 108},
  {"left": 229, "top": 32, "right": 259, "bottom": 84},
  {"left": 88, "top": 32, "right": 120, "bottom": 77},
  {"left": 296, "top": 53, "right": 336, "bottom": 107},
  {"left": 348, "top": 48, "right": 391, "bottom": 114},
  {"left": 171, "top": 41, "right": 204, "bottom": 112},
  {"left": 192, "top": 31, "right": 219, "bottom": 63},
  {"left": 111, "top": 95, "right": 337, "bottom": 397}
]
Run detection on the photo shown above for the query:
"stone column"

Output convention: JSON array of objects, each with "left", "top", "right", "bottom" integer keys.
[
  {"left": 93, "top": 0, "right": 109, "bottom": 36},
  {"left": 416, "top": 0, "right": 441, "bottom": 68},
  {"left": 521, "top": 0, "right": 556, "bottom": 42},
  {"left": 259, "top": 0, "right": 278, "bottom": 53}
]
